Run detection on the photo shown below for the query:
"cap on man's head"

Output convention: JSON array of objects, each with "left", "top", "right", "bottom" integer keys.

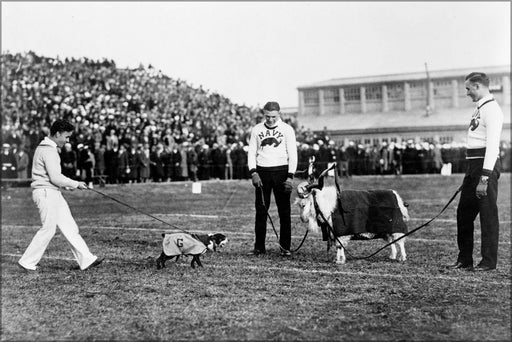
[
  {"left": 263, "top": 101, "right": 280, "bottom": 112},
  {"left": 3, "top": 143, "right": 10, "bottom": 149}
]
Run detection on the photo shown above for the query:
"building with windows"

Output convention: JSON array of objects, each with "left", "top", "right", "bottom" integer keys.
[{"left": 296, "top": 65, "right": 510, "bottom": 146}]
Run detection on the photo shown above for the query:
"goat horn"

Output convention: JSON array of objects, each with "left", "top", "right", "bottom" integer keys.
[{"left": 318, "top": 163, "right": 336, "bottom": 179}]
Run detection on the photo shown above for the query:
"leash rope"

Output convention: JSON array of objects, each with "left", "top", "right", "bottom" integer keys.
[
  {"left": 314, "top": 185, "right": 462, "bottom": 260},
  {"left": 88, "top": 187, "right": 191, "bottom": 234},
  {"left": 259, "top": 186, "right": 309, "bottom": 253}
]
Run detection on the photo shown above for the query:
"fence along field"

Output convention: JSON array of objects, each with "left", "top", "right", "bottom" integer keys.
[{"left": 1, "top": 174, "right": 510, "bottom": 341}]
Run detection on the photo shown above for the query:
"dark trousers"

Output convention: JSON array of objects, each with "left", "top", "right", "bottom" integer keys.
[
  {"left": 456, "top": 158, "right": 500, "bottom": 267},
  {"left": 254, "top": 169, "right": 291, "bottom": 252}
]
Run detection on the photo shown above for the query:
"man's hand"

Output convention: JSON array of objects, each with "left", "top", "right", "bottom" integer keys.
[
  {"left": 283, "top": 177, "right": 293, "bottom": 193},
  {"left": 77, "top": 182, "right": 89, "bottom": 190},
  {"left": 476, "top": 177, "right": 488, "bottom": 199},
  {"left": 251, "top": 172, "right": 262, "bottom": 188}
]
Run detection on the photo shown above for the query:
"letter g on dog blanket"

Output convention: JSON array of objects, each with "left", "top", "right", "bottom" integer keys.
[{"left": 162, "top": 233, "right": 208, "bottom": 257}]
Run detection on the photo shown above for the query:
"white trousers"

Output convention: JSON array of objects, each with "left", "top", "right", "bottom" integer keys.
[{"left": 18, "top": 188, "right": 97, "bottom": 270}]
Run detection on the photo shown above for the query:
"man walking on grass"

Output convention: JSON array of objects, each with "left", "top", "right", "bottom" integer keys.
[{"left": 18, "top": 119, "right": 104, "bottom": 271}]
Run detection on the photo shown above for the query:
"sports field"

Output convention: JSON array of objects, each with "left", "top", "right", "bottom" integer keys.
[{"left": 1, "top": 174, "right": 510, "bottom": 341}]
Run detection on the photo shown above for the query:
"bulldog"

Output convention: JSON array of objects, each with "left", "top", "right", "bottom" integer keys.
[{"left": 156, "top": 232, "right": 227, "bottom": 269}]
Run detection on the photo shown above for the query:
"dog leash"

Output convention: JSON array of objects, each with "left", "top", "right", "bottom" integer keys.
[
  {"left": 259, "top": 186, "right": 309, "bottom": 253},
  {"left": 314, "top": 185, "right": 462, "bottom": 260},
  {"left": 87, "top": 187, "right": 191, "bottom": 234}
]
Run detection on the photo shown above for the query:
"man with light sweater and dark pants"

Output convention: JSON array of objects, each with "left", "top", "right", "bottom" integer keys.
[
  {"left": 18, "top": 119, "right": 104, "bottom": 271},
  {"left": 248, "top": 101, "right": 298, "bottom": 257},
  {"left": 448, "top": 72, "right": 503, "bottom": 272}
]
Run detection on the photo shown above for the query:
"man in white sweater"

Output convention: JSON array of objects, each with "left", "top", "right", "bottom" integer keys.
[
  {"left": 18, "top": 119, "right": 104, "bottom": 271},
  {"left": 247, "top": 101, "right": 298, "bottom": 256},
  {"left": 447, "top": 72, "right": 503, "bottom": 272}
]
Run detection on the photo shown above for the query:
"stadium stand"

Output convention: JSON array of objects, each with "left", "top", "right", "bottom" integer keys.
[{"left": 1, "top": 51, "right": 510, "bottom": 186}]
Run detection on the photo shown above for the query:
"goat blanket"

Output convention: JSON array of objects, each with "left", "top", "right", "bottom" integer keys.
[
  {"left": 162, "top": 233, "right": 208, "bottom": 257},
  {"left": 320, "top": 189, "right": 408, "bottom": 238}
]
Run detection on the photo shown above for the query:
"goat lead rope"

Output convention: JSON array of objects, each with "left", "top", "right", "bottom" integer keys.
[
  {"left": 88, "top": 187, "right": 191, "bottom": 234},
  {"left": 315, "top": 185, "right": 462, "bottom": 260},
  {"left": 259, "top": 186, "right": 309, "bottom": 253}
]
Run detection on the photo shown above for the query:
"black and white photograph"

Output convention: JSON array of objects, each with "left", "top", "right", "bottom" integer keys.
[{"left": 1, "top": 1, "right": 510, "bottom": 341}]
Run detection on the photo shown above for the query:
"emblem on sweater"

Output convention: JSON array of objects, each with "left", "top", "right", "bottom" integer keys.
[
  {"left": 261, "top": 137, "right": 281, "bottom": 147},
  {"left": 259, "top": 129, "right": 283, "bottom": 148},
  {"left": 469, "top": 111, "right": 480, "bottom": 131}
]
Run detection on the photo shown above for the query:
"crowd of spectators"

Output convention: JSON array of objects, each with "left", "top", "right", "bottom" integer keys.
[{"left": 2, "top": 51, "right": 511, "bottom": 185}]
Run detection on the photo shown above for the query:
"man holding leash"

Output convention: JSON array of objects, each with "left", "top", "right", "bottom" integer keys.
[
  {"left": 18, "top": 119, "right": 104, "bottom": 271},
  {"left": 447, "top": 72, "right": 503, "bottom": 272},
  {"left": 247, "top": 101, "right": 298, "bottom": 256}
]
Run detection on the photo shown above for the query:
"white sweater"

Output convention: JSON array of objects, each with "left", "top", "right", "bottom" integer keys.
[
  {"left": 248, "top": 118, "right": 297, "bottom": 174},
  {"left": 31, "top": 137, "right": 80, "bottom": 190},
  {"left": 466, "top": 94, "right": 503, "bottom": 173}
]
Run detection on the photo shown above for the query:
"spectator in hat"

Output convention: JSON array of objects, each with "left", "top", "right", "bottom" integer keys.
[
  {"left": 247, "top": 101, "right": 297, "bottom": 257},
  {"left": 150, "top": 143, "right": 166, "bottom": 182},
  {"left": 126, "top": 143, "right": 139, "bottom": 184},
  {"left": 15, "top": 144, "right": 30, "bottom": 179},
  {"left": 2, "top": 143, "right": 17, "bottom": 179},
  {"left": 179, "top": 142, "right": 189, "bottom": 181},
  {"left": 138, "top": 143, "right": 150, "bottom": 183},
  {"left": 93, "top": 142, "right": 106, "bottom": 181},
  {"left": 186, "top": 143, "right": 198, "bottom": 182},
  {"left": 60, "top": 142, "right": 77, "bottom": 179},
  {"left": 116, "top": 144, "right": 129, "bottom": 184}
]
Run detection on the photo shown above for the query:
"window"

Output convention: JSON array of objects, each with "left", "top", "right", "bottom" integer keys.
[
  {"left": 365, "top": 85, "right": 382, "bottom": 101},
  {"left": 489, "top": 76, "right": 503, "bottom": 93},
  {"left": 304, "top": 90, "right": 319, "bottom": 105},
  {"left": 344, "top": 87, "right": 360, "bottom": 102},
  {"left": 439, "top": 136, "right": 453, "bottom": 144},
  {"left": 390, "top": 137, "right": 397, "bottom": 143},
  {"left": 409, "top": 81, "right": 427, "bottom": 98},
  {"left": 364, "top": 138, "right": 371, "bottom": 145},
  {"left": 323, "top": 88, "right": 340, "bottom": 103},
  {"left": 434, "top": 79, "right": 452, "bottom": 97},
  {"left": 387, "top": 83, "right": 403, "bottom": 99}
]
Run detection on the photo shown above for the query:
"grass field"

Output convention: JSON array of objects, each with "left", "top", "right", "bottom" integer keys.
[{"left": 1, "top": 174, "right": 510, "bottom": 341}]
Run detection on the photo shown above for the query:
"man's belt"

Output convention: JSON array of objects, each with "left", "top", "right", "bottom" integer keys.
[{"left": 466, "top": 147, "right": 486, "bottom": 159}]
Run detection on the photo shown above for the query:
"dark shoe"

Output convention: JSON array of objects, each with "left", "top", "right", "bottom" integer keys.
[
  {"left": 280, "top": 250, "right": 291, "bottom": 257},
  {"left": 83, "top": 257, "right": 104, "bottom": 271},
  {"left": 446, "top": 261, "right": 473, "bottom": 270},
  {"left": 247, "top": 249, "right": 265, "bottom": 256},
  {"left": 473, "top": 265, "right": 496, "bottom": 272}
]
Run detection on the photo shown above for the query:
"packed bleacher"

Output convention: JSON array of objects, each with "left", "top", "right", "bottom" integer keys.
[{"left": 1, "top": 51, "right": 511, "bottom": 185}]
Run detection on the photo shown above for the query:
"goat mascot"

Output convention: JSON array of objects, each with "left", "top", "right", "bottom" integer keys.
[{"left": 295, "top": 160, "right": 409, "bottom": 264}]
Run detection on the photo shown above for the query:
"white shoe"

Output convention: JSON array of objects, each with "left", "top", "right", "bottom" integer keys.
[{"left": 18, "top": 261, "right": 38, "bottom": 271}]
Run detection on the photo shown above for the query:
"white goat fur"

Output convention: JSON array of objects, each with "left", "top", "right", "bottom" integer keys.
[{"left": 296, "top": 186, "right": 409, "bottom": 264}]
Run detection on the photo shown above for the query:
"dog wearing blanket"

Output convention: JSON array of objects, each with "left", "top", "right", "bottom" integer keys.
[
  {"left": 296, "top": 163, "right": 409, "bottom": 264},
  {"left": 156, "top": 232, "right": 227, "bottom": 269}
]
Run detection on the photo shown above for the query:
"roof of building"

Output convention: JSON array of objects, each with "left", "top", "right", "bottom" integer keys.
[
  {"left": 297, "top": 65, "right": 511, "bottom": 90},
  {"left": 297, "top": 105, "right": 511, "bottom": 132}
]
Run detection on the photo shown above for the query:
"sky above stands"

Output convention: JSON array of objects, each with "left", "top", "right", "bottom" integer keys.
[{"left": 1, "top": 2, "right": 510, "bottom": 109}]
